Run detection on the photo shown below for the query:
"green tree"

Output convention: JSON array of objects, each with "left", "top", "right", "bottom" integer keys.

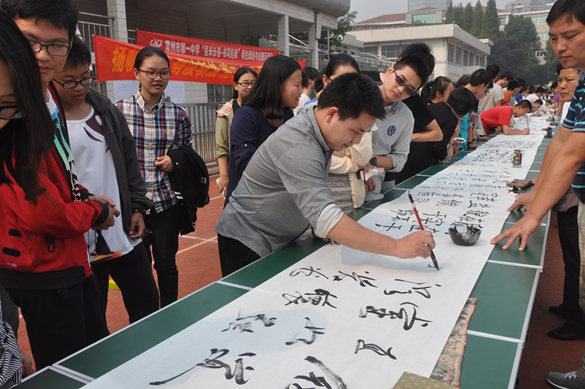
[
  {"left": 470, "top": 0, "right": 483, "bottom": 37},
  {"left": 461, "top": 2, "right": 474, "bottom": 32},
  {"left": 452, "top": 3, "right": 464, "bottom": 27},
  {"left": 488, "top": 37, "right": 528, "bottom": 73},
  {"left": 481, "top": 0, "right": 500, "bottom": 40},
  {"left": 543, "top": 40, "right": 560, "bottom": 80},
  {"left": 240, "top": 35, "right": 259, "bottom": 46},
  {"left": 445, "top": 0, "right": 455, "bottom": 24},
  {"left": 504, "top": 15, "right": 540, "bottom": 52}
]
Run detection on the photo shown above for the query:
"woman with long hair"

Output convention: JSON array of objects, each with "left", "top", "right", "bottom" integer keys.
[
  {"left": 215, "top": 67, "right": 257, "bottom": 197},
  {"left": 421, "top": 76, "right": 454, "bottom": 104},
  {"left": 223, "top": 55, "right": 302, "bottom": 204},
  {"left": 116, "top": 47, "right": 192, "bottom": 307}
]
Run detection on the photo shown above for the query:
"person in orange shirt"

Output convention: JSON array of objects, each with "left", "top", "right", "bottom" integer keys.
[{"left": 502, "top": 80, "right": 520, "bottom": 106}]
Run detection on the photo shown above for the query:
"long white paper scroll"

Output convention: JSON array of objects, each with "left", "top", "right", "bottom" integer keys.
[{"left": 82, "top": 133, "right": 544, "bottom": 389}]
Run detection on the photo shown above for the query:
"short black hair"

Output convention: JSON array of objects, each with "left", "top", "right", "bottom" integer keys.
[
  {"left": 323, "top": 54, "right": 360, "bottom": 79},
  {"left": 301, "top": 66, "right": 319, "bottom": 88},
  {"left": 547, "top": 0, "right": 585, "bottom": 27},
  {"left": 556, "top": 62, "right": 565, "bottom": 75},
  {"left": 507, "top": 80, "right": 520, "bottom": 91},
  {"left": 516, "top": 77, "right": 527, "bottom": 90},
  {"left": 455, "top": 75, "right": 470, "bottom": 89},
  {"left": 517, "top": 100, "right": 533, "bottom": 110},
  {"left": 0, "top": 0, "right": 78, "bottom": 40},
  {"left": 447, "top": 87, "right": 478, "bottom": 117},
  {"left": 64, "top": 35, "right": 91, "bottom": 70},
  {"left": 398, "top": 43, "right": 435, "bottom": 78},
  {"left": 534, "top": 99, "right": 543, "bottom": 105},
  {"left": 394, "top": 55, "right": 431, "bottom": 87},
  {"left": 244, "top": 55, "right": 301, "bottom": 119},
  {"left": 469, "top": 69, "right": 492, "bottom": 87},
  {"left": 317, "top": 72, "right": 385, "bottom": 121},
  {"left": 499, "top": 71, "right": 514, "bottom": 81},
  {"left": 134, "top": 46, "right": 170, "bottom": 69},
  {"left": 486, "top": 64, "right": 500, "bottom": 79},
  {"left": 535, "top": 86, "right": 545, "bottom": 94},
  {"left": 551, "top": 81, "right": 558, "bottom": 89}
]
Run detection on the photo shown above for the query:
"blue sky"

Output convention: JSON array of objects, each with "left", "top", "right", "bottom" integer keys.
[{"left": 350, "top": 0, "right": 511, "bottom": 23}]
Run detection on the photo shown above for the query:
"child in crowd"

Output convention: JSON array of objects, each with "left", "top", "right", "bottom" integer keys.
[
  {"left": 53, "top": 36, "right": 159, "bottom": 323},
  {"left": 0, "top": 0, "right": 114, "bottom": 369},
  {"left": 117, "top": 47, "right": 192, "bottom": 307},
  {"left": 224, "top": 55, "right": 301, "bottom": 204},
  {"left": 215, "top": 67, "right": 257, "bottom": 197},
  {"left": 480, "top": 100, "right": 532, "bottom": 135},
  {"left": 215, "top": 73, "right": 436, "bottom": 276}
]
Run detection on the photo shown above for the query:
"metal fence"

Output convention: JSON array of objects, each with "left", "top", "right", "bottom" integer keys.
[
  {"left": 77, "top": 12, "right": 114, "bottom": 52},
  {"left": 180, "top": 103, "right": 222, "bottom": 162}
]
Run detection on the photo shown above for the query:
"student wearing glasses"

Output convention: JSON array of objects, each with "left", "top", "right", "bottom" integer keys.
[
  {"left": 0, "top": 0, "right": 115, "bottom": 369},
  {"left": 365, "top": 55, "right": 432, "bottom": 201},
  {"left": 215, "top": 67, "right": 257, "bottom": 198},
  {"left": 117, "top": 47, "right": 192, "bottom": 307},
  {"left": 53, "top": 36, "right": 159, "bottom": 323}
]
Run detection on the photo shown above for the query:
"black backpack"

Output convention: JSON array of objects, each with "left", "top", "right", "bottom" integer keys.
[{"left": 167, "top": 146, "right": 210, "bottom": 235}]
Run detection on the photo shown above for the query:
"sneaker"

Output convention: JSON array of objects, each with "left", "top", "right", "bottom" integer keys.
[{"left": 547, "top": 371, "right": 585, "bottom": 389}]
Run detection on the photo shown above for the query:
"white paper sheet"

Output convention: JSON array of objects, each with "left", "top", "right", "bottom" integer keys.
[{"left": 82, "top": 134, "right": 544, "bottom": 389}]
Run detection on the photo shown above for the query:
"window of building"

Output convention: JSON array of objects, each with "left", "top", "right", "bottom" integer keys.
[
  {"left": 412, "top": 13, "right": 436, "bottom": 24},
  {"left": 448, "top": 43, "right": 455, "bottom": 63},
  {"left": 363, "top": 46, "right": 378, "bottom": 54},
  {"left": 207, "top": 84, "right": 233, "bottom": 103},
  {"left": 531, "top": 16, "right": 547, "bottom": 25},
  {"left": 499, "top": 16, "right": 507, "bottom": 26},
  {"left": 469, "top": 52, "right": 476, "bottom": 66},
  {"left": 455, "top": 47, "right": 462, "bottom": 64},
  {"left": 479, "top": 56, "right": 485, "bottom": 67},
  {"left": 537, "top": 32, "right": 549, "bottom": 41},
  {"left": 535, "top": 50, "right": 545, "bottom": 57},
  {"left": 381, "top": 44, "right": 403, "bottom": 59},
  {"left": 463, "top": 50, "right": 469, "bottom": 66}
]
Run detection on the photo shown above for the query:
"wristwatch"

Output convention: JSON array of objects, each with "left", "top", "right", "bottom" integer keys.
[
  {"left": 132, "top": 208, "right": 146, "bottom": 215},
  {"left": 369, "top": 157, "right": 377, "bottom": 167}
]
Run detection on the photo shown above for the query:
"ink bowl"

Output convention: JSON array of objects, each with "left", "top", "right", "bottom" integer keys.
[{"left": 449, "top": 226, "right": 481, "bottom": 246}]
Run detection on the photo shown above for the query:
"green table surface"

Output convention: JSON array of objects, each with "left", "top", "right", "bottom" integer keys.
[
  {"left": 459, "top": 335, "right": 520, "bottom": 389},
  {"left": 57, "top": 282, "right": 248, "bottom": 379},
  {"left": 468, "top": 262, "right": 538, "bottom": 340},
  {"left": 16, "top": 369, "right": 84, "bottom": 389}
]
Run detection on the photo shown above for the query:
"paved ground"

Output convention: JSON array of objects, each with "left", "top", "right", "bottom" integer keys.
[{"left": 14, "top": 172, "right": 584, "bottom": 388}]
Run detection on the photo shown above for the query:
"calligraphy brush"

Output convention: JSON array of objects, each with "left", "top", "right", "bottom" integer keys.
[{"left": 407, "top": 190, "right": 440, "bottom": 271}]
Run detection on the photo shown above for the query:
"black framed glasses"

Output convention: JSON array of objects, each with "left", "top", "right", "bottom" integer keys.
[
  {"left": 29, "top": 39, "right": 70, "bottom": 57},
  {"left": 0, "top": 106, "right": 22, "bottom": 120},
  {"left": 393, "top": 70, "right": 416, "bottom": 96},
  {"left": 139, "top": 69, "right": 172, "bottom": 80},
  {"left": 53, "top": 76, "right": 95, "bottom": 90},
  {"left": 237, "top": 81, "right": 255, "bottom": 88}
]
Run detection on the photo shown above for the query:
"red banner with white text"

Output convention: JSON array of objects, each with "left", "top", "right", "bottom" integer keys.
[
  {"left": 137, "top": 30, "right": 279, "bottom": 62},
  {"left": 93, "top": 35, "right": 267, "bottom": 85}
]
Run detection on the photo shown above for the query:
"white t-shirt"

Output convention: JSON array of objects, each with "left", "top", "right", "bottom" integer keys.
[
  {"left": 67, "top": 107, "right": 140, "bottom": 262},
  {"left": 294, "top": 92, "right": 311, "bottom": 115},
  {"left": 525, "top": 93, "right": 540, "bottom": 103}
]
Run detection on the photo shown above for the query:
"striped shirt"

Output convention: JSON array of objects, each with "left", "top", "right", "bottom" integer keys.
[
  {"left": 562, "top": 72, "right": 585, "bottom": 196},
  {"left": 116, "top": 92, "right": 192, "bottom": 213}
]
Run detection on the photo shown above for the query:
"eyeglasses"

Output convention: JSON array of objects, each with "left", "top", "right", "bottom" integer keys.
[
  {"left": 393, "top": 70, "right": 416, "bottom": 96},
  {"left": 236, "top": 81, "right": 255, "bottom": 88},
  {"left": 0, "top": 106, "right": 22, "bottom": 120},
  {"left": 53, "top": 76, "right": 95, "bottom": 90},
  {"left": 29, "top": 40, "right": 70, "bottom": 57},
  {"left": 139, "top": 69, "right": 172, "bottom": 80}
]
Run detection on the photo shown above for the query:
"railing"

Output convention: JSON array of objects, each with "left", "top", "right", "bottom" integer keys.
[
  {"left": 77, "top": 12, "right": 114, "bottom": 52},
  {"left": 180, "top": 103, "right": 223, "bottom": 162}
]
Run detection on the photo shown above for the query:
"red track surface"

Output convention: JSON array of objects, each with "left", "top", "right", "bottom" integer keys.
[{"left": 15, "top": 174, "right": 583, "bottom": 388}]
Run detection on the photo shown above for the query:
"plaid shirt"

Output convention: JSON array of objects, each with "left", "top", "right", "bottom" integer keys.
[{"left": 116, "top": 92, "right": 192, "bottom": 213}]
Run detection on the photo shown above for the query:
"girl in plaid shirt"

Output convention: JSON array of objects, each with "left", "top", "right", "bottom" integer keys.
[{"left": 116, "top": 47, "right": 192, "bottom": 307}]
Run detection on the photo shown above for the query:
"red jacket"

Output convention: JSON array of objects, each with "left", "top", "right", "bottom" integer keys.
[
  {"left": 0, "top": 147, "right": 107, "bottom": 290},
  {"left": 0, "top": 83, "right": 108, "bottom": 290}
]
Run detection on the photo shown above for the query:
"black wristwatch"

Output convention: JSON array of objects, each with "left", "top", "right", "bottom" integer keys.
[
  {"left": 133, "top": 208, "right": 146, "bottom": 215},
  {"left": 369, "top": 157, "right": 378, "bottom": 166}
]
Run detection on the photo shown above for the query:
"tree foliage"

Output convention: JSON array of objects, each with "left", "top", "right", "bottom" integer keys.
[
  {"left": 543, "top": 40, "right": 560, "bottom": 81},
  {"left": 504, "top": 15, "right": 540, "bottom": 52},
  {"left": 445, "top": 1, "right": 455, "bottom": 24},
  {"left": 461, "top": 3, "right": 474, "bottom": 32},
  {"left": 481, "top": 0, "right": 500, "bottom": 40},
  {"left": 470, "top": 0, "right": 483, "bottom": 37}
]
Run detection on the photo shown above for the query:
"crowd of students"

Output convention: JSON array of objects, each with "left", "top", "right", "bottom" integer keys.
[{"left": 0, "top": 0, "right": 585, "bottom": 387}]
